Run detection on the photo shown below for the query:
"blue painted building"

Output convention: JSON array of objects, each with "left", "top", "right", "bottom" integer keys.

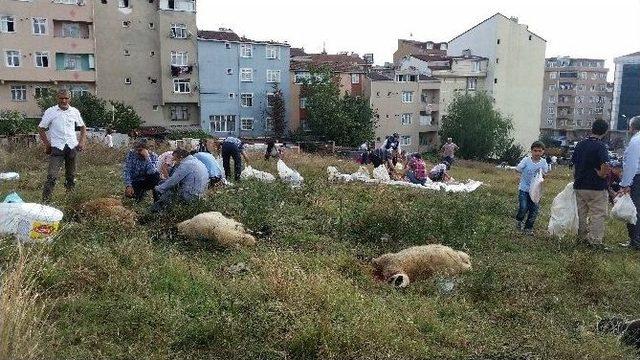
[{"left": 198, "top": 29, "right": 291, "bottom": 137}]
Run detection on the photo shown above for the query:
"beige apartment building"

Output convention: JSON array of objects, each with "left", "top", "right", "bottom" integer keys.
[
  {"left": 0, "top": 0, "right": 198, "bottom": 128},
  {"left": 0, "top": 0, "right": 96, "bottom": 119},
  {"left": 392, "top": 39, "right": 447, "bottom": 65},
  {"left": 447, "top": 13, "right": 547, "bottom": 148},
  {"left": 540, "top": 57, "right": 611, "bottom": 142},
  {"left": 363, "top": 69, "right": 440, "bottom": 153}
]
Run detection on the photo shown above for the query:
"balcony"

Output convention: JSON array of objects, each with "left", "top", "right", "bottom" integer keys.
[{"left": 171, "top": 64, "right": 194, "bottom": 77}]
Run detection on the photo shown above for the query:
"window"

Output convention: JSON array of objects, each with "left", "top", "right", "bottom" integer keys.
[
  {"left": 240, "top": 93, "right": 253, "bottom": 107},
  {"left": 299, "top": 97, "right": 307, "bottom": 109},
  {"left": 494, "top": 78, "right": 498, "bottom": 84},
  {"left": 35, "top": 86, "right": 49, "bottom": 99},
  {"left": 548, "top": 84, "right": 556, "bottom": 91},
  {"left": 54, "top": 0, "right": 77, "bottom": 4},
  {"left": 170, "top": 23, "right": 187, "bottom": 39},
  {"left": 68, "top": 85, "right": 88, "bottom": 97},
  {"left": 32, "top": 18, "right": 47, "bottom": 35},
  {"left": 35, "top": 52, "right": 49, "bottom": 67},
  {"left": 548, "top": 96, "right": 555, "bottom": 103},
  {"left": 419, "top": 112, "right": 432, "bottom": 126},
  {"left": 577, "top": 84, "right": 585, "bottom": 91},
  {"left": 225, "top": 42, "right": 231, "bottom": 49},
  {"left": 598, "top": 84, "right": 606, "bottom": 91},
  {"left": 240, "top": 118, "right": 254, "bottom": 131},
  {"left": 122, "top": 21, "right": 131, "bottom": 28},
  {"left": 266, "top": 70, "right": 281, "bottom": 83},
  {"left": 295, "top": 71, "right": 310, "bottom": 84},
  {"left": 240, "top": 44, "right": 253, "bottom": 58},
  {"left": 302, "top": 119, "right": 311, "bottom": 131},
  {"left": 148, "top": 22, "right": 155, "bottom": 29},
  {"left": 118, "top": 0, "right": 130, "bottom": 7},
  {"left": 124, "top": 77, "right": 132, "bottom": 84},
  {"left": 229, "top": 93, "right": 235, "bottom": 100},
  {"left": 576, "top": 108, "right": 584, "bottom": 115},
  {"left": 401, "top": 113, "right": 412, "bottom": 125},
  {"left": 496, "top": 58, "right": 499, "bottom": 64},
  {"left": 549, "top": 72, "right": 557, "bottom": 79},
  {"left": 351, "top": 73, "right": 360, "bottom": 84},
  {"left": 426, "top": 43, "right": 433, "bottom": 50},
  {"left": 173, "top": 78, "right": 190, "bottom": 93},
  {"left": 6, "top": 50, "right": 20, "bottom": 67},
  {"left": 61, "top": 23, "right": 81, "bottom": 38},
  {"left": 400, "top": 136, "right": 411, "bottom": 146},
  {"left": 170, "top": 106, "right": 190, "bottom": 121},
  {"left": 396, "top": 74, "right": 407, "bottom": 82},
  {"left": 124, "top": 49, "right": 130, "bottom": 56},
  {"left": 467, "top": 78, "right": 477, "bottom": 90},
  {"left": 150, "top": 51, "right": 155, "bottom": 57},
  {"left": 595, "top": 107, "right": 603, "bottom": 114},
  {"left": 64, "top": 54, "right": 81, "bottom": 70},
  {"left": 579, "top": 72, "right": 587, "bottom": 79},
  {"left": 267, "top": 93, "right": 277, "bottom": 107},
  {"left": 170, "top": 51, "right": 188, "bottom": 66},
  {"left": 210, "top": 115, "right": 236, "bottom": 132},
  {"left": 576, "top": 96, "right": 584, "bottom": 104},
  {"left": 167, "top": 0, "right": 195, "bottom": 11},
  {"left": 547, "top": 106, "right": 555, "bottom": 115},
  {"left": 441, "top": 43, "right": 447, "bottom": 50},
  {"left": 240, "top": 68, "right": 253, "bottom": 82},
  {"left": 591, "top": 73, "right": 597, "bottom": 80},
  {"left": 153, "top": 105, "right": 159, "bottom": 111},
  {"left": 0, "top": 16, "right": 15, "bottom": 33},
  {"left": 497, "top": 39, "right": 500, "bottom": 44},
  {"left": 10, "top": 85, "right": 27, "bottom": 101},
  {"left": 473, "top": 61, "right": 480, "bottom": 72},
  {"left": 590, "top": 85, "right": 596, "bottom": 92},
  {"left": 401, "top": 91, "right": 413, "bottom": 103},
  {"left": 266, "top": 45, "right": 279, "bottom": 59}
]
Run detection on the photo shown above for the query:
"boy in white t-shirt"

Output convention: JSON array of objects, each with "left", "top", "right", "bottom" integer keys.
[{"left": 515, "top": 141, "right": 550, "bottom": 235}]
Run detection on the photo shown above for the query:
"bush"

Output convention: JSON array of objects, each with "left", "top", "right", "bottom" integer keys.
[
  {"left": 499, "top": 144, "right": 525, "bottom": 166},
  {"left": 0, "top": 111, "right": 37, "bottom": 136},
  {"left": 167, "top": 129, "right": 213, "bottom": 141}
]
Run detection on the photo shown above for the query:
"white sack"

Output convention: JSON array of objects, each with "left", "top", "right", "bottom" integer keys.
[
  {"left": 373, "top": 165, "right": 391, "bottom": 182},
  {"left": 0, "top": 203, "right": 63, "bottom": 243},
  {"left": 529, "top": 170, "right": 544, "bottom": 204},
  {"left": 240, "top": 166, "right": 276, "bottom": 182},
  {"left": 548, "top": 182, "right": 579, "bottom": 237},
  {"left": 277, "top": 160, "right": 304, "bottom": 187},
  {"left": 611, "top": 194, "right": 638, "bottom": 225}
]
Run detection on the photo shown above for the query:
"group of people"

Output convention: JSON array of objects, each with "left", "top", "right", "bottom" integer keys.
[
  {"left": 515, "top": 117, "right": 638, "bottom": 252},
  {"left": 359, "top": 133, "right": 459, "bottom": 185}
]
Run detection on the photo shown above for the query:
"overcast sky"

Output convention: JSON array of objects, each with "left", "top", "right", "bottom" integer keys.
[{"left": 197, "top": 0, "right": 640, "bottom": 81}]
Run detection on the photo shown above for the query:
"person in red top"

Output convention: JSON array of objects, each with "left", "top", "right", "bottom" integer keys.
[{"left": 406, "top": 153, "right": 428, "bottom": 185}]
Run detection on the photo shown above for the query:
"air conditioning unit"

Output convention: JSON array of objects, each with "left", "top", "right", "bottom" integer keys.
[{"left": 77, "top": 0, "right": 85, "bottom": 5}]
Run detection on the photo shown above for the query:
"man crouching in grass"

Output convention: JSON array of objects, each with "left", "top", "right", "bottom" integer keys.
[
  {"left": 151, "top": 149, "right": 208, "bottom": 213},
  {"left": 515, "top": 141, "right": 549, "bottom": 235}
]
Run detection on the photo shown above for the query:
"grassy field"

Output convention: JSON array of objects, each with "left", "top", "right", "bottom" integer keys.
[{"left": 1, "top": 145, "right": 640, "bottom": 359}]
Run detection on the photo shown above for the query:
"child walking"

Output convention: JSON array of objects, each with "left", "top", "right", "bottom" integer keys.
[{"left": 515, "top": 141, "right": 549, "bottom": 235}]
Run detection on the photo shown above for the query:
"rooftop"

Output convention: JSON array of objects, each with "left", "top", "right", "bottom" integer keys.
[
  {"left": 449, "top": 12, "right": 546, "bottom": 43},
  {"left": 291, "top": 52, "right": 369, "bottom": 73},
  {"left": 198, "top": 29, "right": 289, "bottom": 46}
]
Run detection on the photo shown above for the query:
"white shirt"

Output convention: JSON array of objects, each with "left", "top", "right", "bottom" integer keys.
[
  {"left": 621, "top": 132, "right": 640, "bottom": 187},
  {"left": 38, "top": 105, "right": 85, "bottom": 150},
  {"left": 104, "top": 134, "right": 114, "bottom": 148}
]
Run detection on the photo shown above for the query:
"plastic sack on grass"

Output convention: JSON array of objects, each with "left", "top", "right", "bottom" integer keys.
[
  {"left": 548, "top": 182, "right": 579, "bottom": 238},
  {"left": 611, "top": 194, "right": 637, "bottom": 225},
  {"left": 3, "top": 192, "right": 24, "bottom": 203},
  {"left": 351, "top": 166, "right": 371, "bottom": 181},
  {"left": 327, "top": 167, "right": 353, "bottom": 182},
  {"left": 0, "top": 172, "right": 19, "bottom": 181},
  {"left": 277, "top": 160, "right": 304, "bottom": 187},
  {"left": 529, "top": 170, "right": 544, "bottom": 204},
  {"left": 240, "top": 166, "right": 276, "bottom": 182},
  {"left": 0, "top": 203, "right": 63, "bottom": 243},
  {"left": 373, "top": 165, "right": 391, "bottom": 182}
]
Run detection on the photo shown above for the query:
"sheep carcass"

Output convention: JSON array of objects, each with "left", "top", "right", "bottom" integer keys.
[
  {"left": 177, "top": 212, "right": 256, "bottom": 247},
  {"left": 78, "top": 198, "right": 137, "bottom": 228}
]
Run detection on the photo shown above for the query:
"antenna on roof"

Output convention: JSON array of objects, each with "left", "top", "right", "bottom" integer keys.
[
  {"left": 410, "top": 32, "right": 413, "bottom": 38},
  {"left": 322, "top": 41, "right": 327, "bottom": 54}
]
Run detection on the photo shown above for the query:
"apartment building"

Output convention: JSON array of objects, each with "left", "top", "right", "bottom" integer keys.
[
  {"left": 363, "top": 69, "right": 441, "bottom": 152},
  {"left": 392, "top": 39, "right": 447, "bottom": 65},
  {"left": 447, "top": 13, "right": 546, "bottom": 148},
  {"left": 540, "top": 57, "right": 611, "bottom": 141},
  {"left": 0, "top": 0, "right": 96, "bottom": 119},
  {"left": 94, "top": 0, "right": 199, "bottom": 128},
  {"left": 197, "top": 29, "right": 291, "bottom": 137},
  {"left": 611, "top": 51, "right": 640, "bottom": 131},
  {"left": 290, "top": 51, "right": 370, "bottom": 132}
]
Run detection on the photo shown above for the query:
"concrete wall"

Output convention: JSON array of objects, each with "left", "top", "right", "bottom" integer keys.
[{"left": 198, "top": 39, "right": 291, "bottom": 137}]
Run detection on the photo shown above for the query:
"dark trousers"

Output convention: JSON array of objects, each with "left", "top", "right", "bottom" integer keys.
[
  {"left": 406, "top": 170, "right": 426, "bottom": 185},
  {"left": 128, "top": 173, "right": 161, "bottom": 202},
  {"left": 221, "top": 142, "right": 242, "bottom": 181},
  {"left": 627, "top": 175, "right": 640, "bottom": 247},
  {"left": 42, "top": 145, "right": 77, "bottom": 202},
  {"left": 516, "top": 190, "right": 539, "bottom": 230},
  {"left": 442, "top": 156, "right": 454, "bottom": 169}
]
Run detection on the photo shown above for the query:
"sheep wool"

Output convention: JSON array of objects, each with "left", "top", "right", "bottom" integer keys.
[
  {"left": 78, "top": 198, "right": 137, "bottom": 228},
  {"left": 177, "top": 212, "right": 256, "bottom": 247},
  {"left": 372, "top": 244, "right": 471, "bottom": 288}
]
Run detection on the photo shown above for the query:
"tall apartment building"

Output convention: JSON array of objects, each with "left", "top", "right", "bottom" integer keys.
[
  {"left": 363, "top": 69, "right": 441, "bottom": 152},
  {"left": 447, "top": 13, "right": 546, "bottom": 148},
  {"left": 540, "top": 57, "right": 610, "bottom": 141},
  {"left": 611, "top": 51, "right": 640, "bottom": 131},
  {"left": 0, "top": 0, "right": 96, "bottom": 119},
  {"left": 94, "top": 0, "right": 199, "bottom": 129},
  {"left": 197, "top": 29, "right": 291, "bottom": 137},
  {"left": 393, "top": 39, "right": 447, "bottom": 65},
  {"left": 0, "top": 0, "right": 198, "bottom": 128}
]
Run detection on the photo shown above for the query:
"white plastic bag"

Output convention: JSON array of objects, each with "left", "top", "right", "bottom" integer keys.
[
  {"left": 277, "top": 160, "right": 304, "bottom": 187},
  {"left": 548, "top": 182, "right": 579, "bottom": 237},
  {"left": 240, "top": 166, "right": 276, "bottom": 182},
  {"left": 373, "top": 165, "right": 391, "bottom": 182},
  {"left": 351, "top": 166, "right": 371, "bottom": 182},
  {"left": 0, "top": 203, "right": 63, "bottom": 243},
  {"left": 0, "top": 172, "right": 20, "bottom": 181},
  {"left": 611, "top": 194, "right": 637, "bottom": 225},
  {"left": 529, "top": 170, "right": 544, "bottom": 204}
]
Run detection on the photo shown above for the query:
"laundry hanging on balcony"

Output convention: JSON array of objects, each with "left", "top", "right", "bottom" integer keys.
[{"left": 171, "top": 65, "right": 193, "bottom": 77}]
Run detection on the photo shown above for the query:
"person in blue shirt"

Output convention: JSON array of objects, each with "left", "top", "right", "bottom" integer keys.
[
  {"left": 619, "top": 115, "right": 640, "bottom": 250},
  {"left": 220, "top": 136, "right": 250, "bottom": 181},
  {"left": 515, "top": 141, "right": 550, "bottom": 235},
  {"left": 192, "top": 151, "right": 225, "bottom": 187},
  {"left": 122, "top": 138, "right": 160, "bottom": 202},
  {"left": 572, "top": 119, "right": 610, "bottom": 250},
  {"left": 151, "top": 149, "right": 209, "bottom": 213}
]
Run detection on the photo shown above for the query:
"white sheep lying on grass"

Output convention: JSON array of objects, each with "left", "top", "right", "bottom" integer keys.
[
  {"left": 177, "top": 212, "right": 256, "bottom": 247},
  {"left": 372, "top": 244, "right": 471, "bottom": 288}
]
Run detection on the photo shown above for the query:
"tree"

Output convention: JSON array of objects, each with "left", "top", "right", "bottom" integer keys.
[
  {"left": 0, "top": 110, "right": 36, "bottom": 136},
  {"left": 302, "top": 66, "right": 376, "bottom": 146},
  {"left": 38, "top": 92, "right": 109, "bottom": 129},
  {"left": 267, "top": 84, "right": 286, "bottom": 138},
  {"left": 439, "top": 91, "right": 514, "bottom": 160},
  {"left": 108, "top": 101, "right": 142, "bottom": 134}
]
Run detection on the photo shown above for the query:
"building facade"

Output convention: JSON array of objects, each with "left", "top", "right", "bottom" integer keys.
[
  {"left": 392, "top": 39, "right": 447, "bottom": 65},
  {"left": 94, "top": 0, "right": 199, "bottom": 129},
  {"left": 447, "top": 13, "right": 547, "bottom": 148},
  {"left": 611, "top": 51, "right": 640, "bottom": 131},
  {"left": 540, "top": 57, "right": 611, "bottom": 141},
  {"left": 0, "top": 0, "right": 96, "bottom": 119},
  {"left": 198, "top": 29, "right": 291, "bottom": 137},
  {"left": 363, "top": 70, "right": 441, "bottom": 152}
]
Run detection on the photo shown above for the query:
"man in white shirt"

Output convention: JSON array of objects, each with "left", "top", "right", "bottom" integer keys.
[
  {"left": 620, "top": 115, "right": 640, "bottom": 250},
  {"left": 38, "top": 89, "right": 87, "bottom": 202}
]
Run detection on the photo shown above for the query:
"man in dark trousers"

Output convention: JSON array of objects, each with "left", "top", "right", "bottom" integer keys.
[
  {"left": 122, "top": 138, "right": 160, "bottom": 201},
  {"left": 619, "top": 115, "right": 640, "bottom": 250},
  {"left": 220, "top": 136, "right": 249, "bottom": 181},
  {"left": 572, "top": 119, "right": 610, "bottom": 250}
]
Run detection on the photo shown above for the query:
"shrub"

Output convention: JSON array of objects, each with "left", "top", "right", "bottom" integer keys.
[{"left": 499, "top": 144, "right": 525, "bottom": 166}]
